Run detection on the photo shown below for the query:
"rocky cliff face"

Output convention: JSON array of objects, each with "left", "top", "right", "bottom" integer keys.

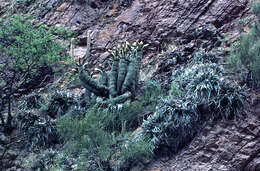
[
  {"left": 0, "top": 0, "right": 259, "bottom": 170},
  {"left": 26, "top": 0, "right": 251, "bottom": 44},
  {"left": 2, "top": 0, "right": 253, "bottom": 60}
]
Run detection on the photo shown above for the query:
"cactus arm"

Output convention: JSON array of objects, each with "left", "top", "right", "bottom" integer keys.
[
  {"left": 109, "top": 60, "right": 119, "bottom": 98},
  {"left": 98, "top": 92, "right": 131, "bottom": 105},
  {"left": 117, "top": 58, "right": 129, "bottom": 95},
  {"left": 136, "top": 48, "right": 143, "bottom": 82},
  {"left": 121, "top": 61, "right": 136, "bottom": 94},
  {"left": 70, "top": 38, "right": 75, "bottom": 58},
  {"left": 130, "top": 57, "right": 142, "bottom": 98},
  {"left": 136, "top": 59, "right": 141, "bottom": 85},
  {"left": 99, "top": 71, "right": 109, "bottom": 87},
  {"left": 79, "top": 69, "right": 109, "bottom": 98}
]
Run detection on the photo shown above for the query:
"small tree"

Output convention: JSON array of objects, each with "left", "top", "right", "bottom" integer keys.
[{"left": 0, "top": 15, "right": 67, "bottom": 132}]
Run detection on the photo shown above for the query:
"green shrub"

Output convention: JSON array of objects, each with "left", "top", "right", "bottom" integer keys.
[
  {"left": 52, "top": 152, "right": 73, "bottom": 170},
  {"left": 15, "top": 110, "right": 59, "bottom": 150},
  {"left": 57, "top": 109, "right": 116, "bottom": 170},
  {"left": 0, "top": 15, "right": 67, "bottom": 74},
  {"left": 169, "top": 81, "right": 185, "bottom": 98},
  {"left": 49, "top": 25, "right": 74, "bottom": 40},
  {"left": 227, "top": 1, "right": 260, "bottom": 87},
  {"left": 65, "top": 106, "right": 86, "bottom": 119},
  {"left": 142, "top": 98, "right": 199, "bottom": 153},
  {"left": 57, "top": 103, "right": 154, "bottom": 170},
  {"left": 100, "top": 101, "right": 143, "bottom": 133},
  {"left": 120, "top": 136, "right": 154, "bottom": 162},
  {"left": 46, "top": 90, "right": 77, "bottom": 118},
  {"left": 31, "top": 149, "right": 58, "bottom": 170},
  {"left": 19, "top": 93, "right": 45, "bottom": 110},
  {"left": 110, "top": 135, "right": 154, "bottom": 170},
  {"left": 142, "top": 81, "right": 166, "bottom": 107},
  {"left": 142, "top": 61, "right": 246, "bottom": 153},
  {"left": 54, "top": 79, "right": 164, "bottom": 169}
]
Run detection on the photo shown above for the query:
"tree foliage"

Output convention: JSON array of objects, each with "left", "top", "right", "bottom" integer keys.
[{"left": 0, "top": 15, "right": 68, "bottom": 131}]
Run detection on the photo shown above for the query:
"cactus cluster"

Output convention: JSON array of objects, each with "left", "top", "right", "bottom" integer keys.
[
  {"left": 76, "top": 32, "right": 147, "bottom": 105},
  {"left": 108, "top": 42, "right": 146, "bottom": 98}
]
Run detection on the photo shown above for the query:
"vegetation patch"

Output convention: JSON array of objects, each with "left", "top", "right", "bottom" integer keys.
[
  {"left": 228, "top": 0, "right": 260, "bottom": 88},
  {"left": 142, "top": 98, "right": 199, "bottom": 153},
  {"left": 19, "top": 93, "right": 45, "bottom": 110},
  {"left": 142, "top": 60, "right": 247, "bottom": 154},
  {"left": 15, "top": 110, "right": 59, "bottom": 151},
  {"left": 56, "top": 104, "right": 154, "bottom": 170},
  {"left": 0, "top": 15, "right": 68, "bottom": 132},
  {"left": 1, "top": 3, "right": 254, "bottom": 169},
  {"left": 45, "top": 90, "right": 78, "bottom": 118}
]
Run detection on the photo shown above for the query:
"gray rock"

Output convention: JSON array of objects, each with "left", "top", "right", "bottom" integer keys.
[{"left": 0, "top": 133, "right": 8, "bottom": 144}]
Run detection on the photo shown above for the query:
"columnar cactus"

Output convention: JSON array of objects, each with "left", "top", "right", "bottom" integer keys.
[{"left": 75, "top": 31, "right": 147, "bottom": 105}]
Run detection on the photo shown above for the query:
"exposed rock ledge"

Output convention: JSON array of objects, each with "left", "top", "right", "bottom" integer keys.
[{"left": 2, "top": 0, "right": 253, "bottom": 59}]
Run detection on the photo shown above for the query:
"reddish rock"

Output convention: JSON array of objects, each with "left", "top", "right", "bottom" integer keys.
[{"left": 9, "top": 0, "right": 252, "bottom": 59}]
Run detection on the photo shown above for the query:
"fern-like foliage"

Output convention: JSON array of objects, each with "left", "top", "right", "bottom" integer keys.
[
  {"left": 142, "top": 98, "right": 199, "bottom": 153},
  {"left": 172, "top": 62, "right": 246, "bottom": 119},
  {"left": 142, "top": 61, "right": 246, "bottom": 153},
  {"left": 57, "top": 104, "right": 154, "bottom": 170}
]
